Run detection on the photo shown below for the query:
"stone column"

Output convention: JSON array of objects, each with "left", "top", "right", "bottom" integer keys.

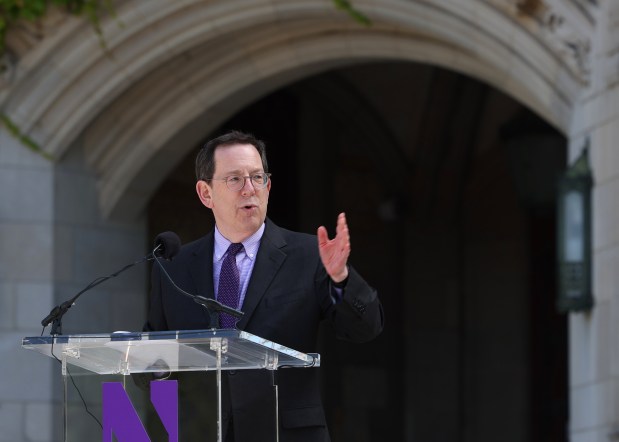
[
  {"left": 0, "top": 128, "right": 58, "bottom": 441},
  {"left": 568, "top": 2, "right": 619, "bottom": 440},
  {"left": 0, "top": 129, "right": 150, "bottom": 441}
]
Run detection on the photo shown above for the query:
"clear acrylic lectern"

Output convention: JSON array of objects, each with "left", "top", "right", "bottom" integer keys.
[{"left": 22, "top": 329, "right": 320, "bottom": 442}]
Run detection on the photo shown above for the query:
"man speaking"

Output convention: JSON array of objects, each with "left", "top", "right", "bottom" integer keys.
[{"left": 144, "top": 130, "right": 384, "bottom": 441}]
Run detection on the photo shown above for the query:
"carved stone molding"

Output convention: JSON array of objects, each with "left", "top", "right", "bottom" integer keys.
[
  {"left": 0, "top": 50, "right": 17, "bottom": 91},
  {"left": 609, "top": 2, "right": 619, "bottom": 50},
  {"left": 487, "top": 0, "right": 593, "bottom": 83},
  {"left": 4, "top": 7, "right": 72, "bottom": 58},
  {"left": 1, "top": 7, "right": 80, "bottom": 95},
  {"left": 540, "top": 6, "right": 591, "bottom": 83},
  {"left": 608, "top": 53, "right": 619, "bottom": 87}
]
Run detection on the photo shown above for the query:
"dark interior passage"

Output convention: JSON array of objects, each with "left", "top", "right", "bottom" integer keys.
[{"left": 148, "top": 62, "right": 568, "bottom": 442}]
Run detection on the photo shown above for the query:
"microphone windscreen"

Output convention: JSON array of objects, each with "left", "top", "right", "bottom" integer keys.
[{"left": 153, "top": 231, "right": 181, "bottom": 260}]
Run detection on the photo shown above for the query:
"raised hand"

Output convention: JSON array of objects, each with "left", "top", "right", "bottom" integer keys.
[{"left": 317, "top": 212, "right": 350, "bottom": 283}]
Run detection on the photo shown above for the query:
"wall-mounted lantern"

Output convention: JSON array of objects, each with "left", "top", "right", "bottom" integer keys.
[{"left": 557, "top": 143, "right": 593, "bottom": 313}]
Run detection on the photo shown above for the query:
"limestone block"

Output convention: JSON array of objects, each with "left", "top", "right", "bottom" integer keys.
[
  {"left": 570, "top": 314, "right": 595, "bottom": 386},
  {"left": 0, "top": 224, "right": 53, "bottom": 281},
  {"left": 606, "top": 1, "right": 619, "bottom": 53},
  {"left": 0, "top": 332, "right": 54, "bottom": 401},
  {"left": 0, "top": 402, "right": 22, "bottom": 442},
  {"left": 0, "top": 129, "right": 50, "bottom": 168},
  {"left": 0, "top": 166, "right": 53, "bottom": 222},
  {"left": 25, "top": 401, "right": 60, "bottom": 442},
  {"left": 71, "top": 227, "right": 146, "bottom": 290},
  {"left": 16, "top": 283, "right": 54, "bottom": 331},
  {"left": 612, "top": 297, "right": 619, "bottom": 378},
  {"left": 54, "top": 170, "right": 99, "bottom": 225},
  {"left": 53, "top": 225, "right": 73, "bottom": 283},
  {"left": 0, "top": 283, "right": 16, "bottom": 330},
  {"left": 570, "top": 426, "right": 617, "bottom": 442},
  {"left": 592, "top": 300, "right": 612, "bottom": 380},
  {"left": 575, "top": 88, "right": 619, "bottom": 139},
  {"left": 605, "top": 54, "right": 619, "bottom": 87},
  {"left": 589, "top": 121, "right": 619, "bottom": 183},
  {"left": 569, "top": 377, "right": 615, "bottom": 432},
  {"left": 108, "top": 288, "right": 148, "bottom": 332},
  {"left": 593, "top": 247, "right": 619, "bottom": 305},
  {"left": 53, "top": 284, "right": 111, "bottom": 334},
  {"left": 592, "top": 177, "right": 619, "bottom": 251}
]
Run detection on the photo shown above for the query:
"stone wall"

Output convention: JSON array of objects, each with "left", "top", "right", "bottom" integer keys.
[{"left": 568, "top": 1, "right": 619, "bottom": 440}]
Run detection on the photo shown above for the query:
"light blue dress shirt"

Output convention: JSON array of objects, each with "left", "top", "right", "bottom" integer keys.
[{"left": 213, "top": 223, "right": 264, "bottom": 309}]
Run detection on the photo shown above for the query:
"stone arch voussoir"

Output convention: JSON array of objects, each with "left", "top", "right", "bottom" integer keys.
[{"left": 2, "top": 0, "right": 582, "bottom": 220}]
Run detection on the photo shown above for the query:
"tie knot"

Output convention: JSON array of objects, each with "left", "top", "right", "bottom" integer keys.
[{"left": 227, "top": 243, "right": 244, "bottom": 256}]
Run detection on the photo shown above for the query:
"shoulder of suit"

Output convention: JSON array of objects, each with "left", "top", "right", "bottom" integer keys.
[
  {"left": 177, "top": 233, "right": 212, "bottom": 258},
  {"left": 266, "top": 219, "right": 314, "bottom": 238},
  {"left": 264, "top": 219, "right": 317, "bottom": 251}
]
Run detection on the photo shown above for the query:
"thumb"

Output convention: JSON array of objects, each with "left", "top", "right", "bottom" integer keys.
[{"left": 317, "top": 226, "right": 329, "bottom": 246}]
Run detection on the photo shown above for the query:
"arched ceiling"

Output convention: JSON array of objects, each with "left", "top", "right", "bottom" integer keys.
[{"left": 0, "top": 0, "right": 589, "bottom": 219}]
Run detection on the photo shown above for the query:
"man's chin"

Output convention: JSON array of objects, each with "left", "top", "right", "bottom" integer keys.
[{"left": 238, "top": 214, "right": 264, "bottom": 230}]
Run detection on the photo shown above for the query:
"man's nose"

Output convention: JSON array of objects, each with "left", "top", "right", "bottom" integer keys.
[{"left": 240, "top": 177, "right": 256, "bottom": 194}]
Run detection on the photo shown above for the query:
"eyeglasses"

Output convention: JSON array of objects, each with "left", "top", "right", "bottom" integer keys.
[{"left": 208, "top": 173, "right": 271, "bottom": 191}]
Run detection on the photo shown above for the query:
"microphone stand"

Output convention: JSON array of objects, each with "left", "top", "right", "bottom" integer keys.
[
  {"left": 152, "top": 257, "right": 244, "bottom": 328},
  {"left": 193, "top": 296, "right": 245, "bottom": 328},
  {"left": 41, "top": 253, "right": 156, "bottom": 335}
]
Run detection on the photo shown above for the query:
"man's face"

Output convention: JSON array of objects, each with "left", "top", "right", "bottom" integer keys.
[{"left": 196, "top": 143, "right": 270, "bottom": 242}]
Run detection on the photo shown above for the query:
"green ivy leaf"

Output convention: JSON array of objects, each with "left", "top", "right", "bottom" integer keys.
[
  {"left": 0, "top": 0, "right": 117, "bottom": 155},
  {"left": 333, "top": 0, "right": 371, "bottom": 26},
  {"left": 0, "top": 113, "right": 53, "bottom": 161}
]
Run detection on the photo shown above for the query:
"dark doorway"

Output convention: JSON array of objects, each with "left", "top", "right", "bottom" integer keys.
[{"left": 148, "top": 62, "right": 568, "bottom": 441}]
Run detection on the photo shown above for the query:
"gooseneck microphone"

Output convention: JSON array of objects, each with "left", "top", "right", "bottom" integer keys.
[
  {"left": 41, "top": 232, "right": 182, "bottom": 335},
  {"left": 151, "top": 243, "right": 245, "bottom": 326},
  {"left": 153, "top": 231, "right": 181, "bottom": 260}
]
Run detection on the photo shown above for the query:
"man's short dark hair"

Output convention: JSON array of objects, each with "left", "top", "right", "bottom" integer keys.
[{"left": 195, "top": 130, "right": 268, "bottom": 181}]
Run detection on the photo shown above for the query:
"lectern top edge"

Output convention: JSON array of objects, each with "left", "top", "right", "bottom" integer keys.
[{"left": 22, "top": 329, "right": 320, "bottom": 375}]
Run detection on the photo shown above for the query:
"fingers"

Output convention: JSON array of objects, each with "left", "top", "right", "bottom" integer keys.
[
  {"left": 336, "top": 212, "right": 345, "bottom": 231},
  {"left": 317, "top": 214, "right": 351, "bottom": 282},
  {"left": 336, "top": 212, "right": 350, "bottom": 249},
  {"left": 318, "top": 213, "right": 350, "bottom": 248},
  {"left": 317, "top": 226, "right": 328, "bottom": 246}
]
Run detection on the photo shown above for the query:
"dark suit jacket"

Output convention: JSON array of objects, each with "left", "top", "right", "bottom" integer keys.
[{"left": 144, "top": 219, "right": 383, "bottom": 441}]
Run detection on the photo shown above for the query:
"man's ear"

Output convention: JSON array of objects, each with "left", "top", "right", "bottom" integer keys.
[{"left": 196, "top": 180, "right": 213, "bottom": 208}]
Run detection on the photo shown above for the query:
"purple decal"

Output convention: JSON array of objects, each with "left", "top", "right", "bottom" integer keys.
[
  {"left": 102, "top": 380, "right": 178, "bottom": 442},
  {"left": 151, "top": 381, "right": 178, "bottom": 442}
]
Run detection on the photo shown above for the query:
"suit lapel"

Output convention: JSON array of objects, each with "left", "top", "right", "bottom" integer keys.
[
  {"left": 188, "top": 232, "right": 215, "bottom": 325},
  {"left": 237, "top": 220, "right": 287, "bottom": 330}
]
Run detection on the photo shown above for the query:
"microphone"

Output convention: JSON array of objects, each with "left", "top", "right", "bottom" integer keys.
[
  {"left": 41, "top": 232, "right": 178, "bottom": 335},
  {"left": 153, "top": 231, "right": 181, "bottom": 260},
  {"left": 152, "top": 246, "right": 245, "bottom": 328}
]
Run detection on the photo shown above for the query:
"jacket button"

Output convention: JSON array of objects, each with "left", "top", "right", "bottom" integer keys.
[{"left": 228, "top": 370, "right": 236, "bottom": 376}]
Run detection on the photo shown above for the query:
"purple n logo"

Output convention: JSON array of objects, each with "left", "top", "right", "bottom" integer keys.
[{"left": 102, "top": 380, "right": 178, "bottom": 442}]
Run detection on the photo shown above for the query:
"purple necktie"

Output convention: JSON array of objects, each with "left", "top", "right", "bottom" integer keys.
[{"left": 218, "top": 243, "right": 244, "bottom": 328}]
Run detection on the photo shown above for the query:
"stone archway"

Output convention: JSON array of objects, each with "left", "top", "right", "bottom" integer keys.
[
  {"left": 146, "top": 60, "right": 569, "bottom": 441},
  {"left": 2, "top": 1, "right": 594, "bottom": 440},
  {"left": 2, "top": 0, "right": 585, "bottom": 221}
]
